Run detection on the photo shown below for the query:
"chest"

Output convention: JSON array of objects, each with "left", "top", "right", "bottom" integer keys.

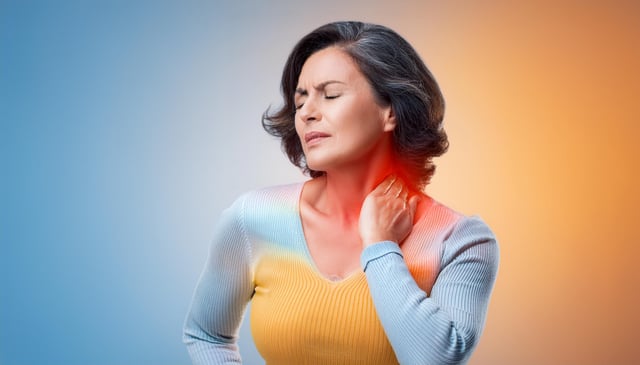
[
  {"left": 250, "top": 253, "right": 399, "bottom": 365},
  {"left": 244, "top": 192, "right": 449, "bottom": 363},
  {"left": 302, "top": 220, "right": 362, "bottom": 281}
]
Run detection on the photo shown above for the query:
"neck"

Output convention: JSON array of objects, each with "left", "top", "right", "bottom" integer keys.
[{"left": 317, "top": 157, "right": 396, "bottom": 224}]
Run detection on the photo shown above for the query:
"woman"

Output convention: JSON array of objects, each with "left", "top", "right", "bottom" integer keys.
[{"left": 183, "top": 21, "right": 499, "bottom": 365}]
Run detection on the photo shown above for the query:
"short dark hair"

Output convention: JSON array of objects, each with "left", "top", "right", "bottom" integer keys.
[{"left": 262, "top": 21, "right": 448, "bottom": 189}]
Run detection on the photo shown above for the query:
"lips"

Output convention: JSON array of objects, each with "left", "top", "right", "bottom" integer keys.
[{"left": 304, "top": 131, "right": 330, "bottom": 144}]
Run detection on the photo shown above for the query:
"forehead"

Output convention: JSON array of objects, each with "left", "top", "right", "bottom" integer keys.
[{"left": 297, "top": 47, "right": 363, "bottom": 86}]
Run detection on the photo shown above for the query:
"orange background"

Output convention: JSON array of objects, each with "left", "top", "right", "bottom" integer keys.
[{"left": 417, "top": 2, "right": 640, "bottom": 364}]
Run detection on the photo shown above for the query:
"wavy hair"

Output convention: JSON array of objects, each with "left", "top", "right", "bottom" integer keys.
[{"left": 262, "top": 21, "right": 448, "bottom": 189}]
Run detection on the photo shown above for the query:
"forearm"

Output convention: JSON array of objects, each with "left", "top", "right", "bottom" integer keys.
[
  {"left": 361, "top": 229, "right": 498, "bottom": 365},
  {"left": 183, "top": 197, "right": 254, "bottom": 365},
  {"left": 183, "top": 331, "right": 243, "bottom": 365},
  {"left": 183, "top": 266, "right": 252, "bottom": 365}
]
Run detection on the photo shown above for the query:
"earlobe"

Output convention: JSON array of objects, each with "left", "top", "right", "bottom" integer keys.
[{"left": 382, "top": 106, "right": 397, "bottom": 132}]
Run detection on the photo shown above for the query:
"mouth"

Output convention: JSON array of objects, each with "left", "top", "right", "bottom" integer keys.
[{"left": 304, "top": 131, "right": 330, "bottom": 144}]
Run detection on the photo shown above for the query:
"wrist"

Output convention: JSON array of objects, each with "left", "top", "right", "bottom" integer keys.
[
  {"left": 360, "top": 241, "right": 403, "bottom": 271},
  {"left": 362, "top": 237, "right": 396, "bottom": 248}
]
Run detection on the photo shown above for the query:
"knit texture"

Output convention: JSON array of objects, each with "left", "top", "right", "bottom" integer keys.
[{"left": 183, "top": 183, "right": 499, "bottom": 365}]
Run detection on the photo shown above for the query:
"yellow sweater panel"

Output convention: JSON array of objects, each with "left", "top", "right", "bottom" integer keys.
[{"left": 250, "top": 250, "right": 399, "bottom": 365}]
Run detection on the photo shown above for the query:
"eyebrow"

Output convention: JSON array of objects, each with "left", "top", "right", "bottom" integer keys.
[{"left": 295, "top": 80, "right": 346, "bottom": 96}]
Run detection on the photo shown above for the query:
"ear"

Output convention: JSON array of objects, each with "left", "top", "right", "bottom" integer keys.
[{"left": 382, "top": 105, "right": 397, "bottom": 132}]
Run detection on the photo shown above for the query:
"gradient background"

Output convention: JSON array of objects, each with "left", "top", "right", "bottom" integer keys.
[{"left": 1, "top": 1, "right": 638, "bottom": 364}]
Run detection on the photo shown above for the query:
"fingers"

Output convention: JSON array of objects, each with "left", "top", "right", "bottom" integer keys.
[
  {"left": 382, "top": 175, "right": 397, "bottom": 194},
  {"left": 377, "top": 175, "right": 410, "bottom": 202},
  {"left": 380, "top": 175, "right": 402, "bottom": 196},
  {"left": 375, "top": 175, "right": 416, "bottom": 211},
  {"left": 361, "top": 175, "right": 421, "bottom": 246},
  {"left": 397, "top": 185, "right": 408, "bottom": 200},
  {"left": 388, "top": 179, "right": 406, "bottom": 201}
]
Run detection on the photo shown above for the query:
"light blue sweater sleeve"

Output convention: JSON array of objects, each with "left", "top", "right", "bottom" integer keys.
[
  {"left": 361, "top": 216, "right": 499, "bottom": 365},
  {"left": 183, "top": 196, "right": 254, "bottom": 365}
]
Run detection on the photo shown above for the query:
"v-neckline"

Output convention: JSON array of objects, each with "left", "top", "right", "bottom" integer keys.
[
  {"left": 289, "top": 180, "right": 434, "bottom": 285},
  {"left": 292, "top": 181, "right": 364, "bottom": 285}
]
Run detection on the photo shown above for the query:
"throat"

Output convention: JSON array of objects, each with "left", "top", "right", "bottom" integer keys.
[{"left": 299, "top": 178, "right": 368, "bottom": 282}]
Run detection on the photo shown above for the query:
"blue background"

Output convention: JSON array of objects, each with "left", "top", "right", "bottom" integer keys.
[{"left": 1, "top": 1, "right": 304, "bottom": 364}]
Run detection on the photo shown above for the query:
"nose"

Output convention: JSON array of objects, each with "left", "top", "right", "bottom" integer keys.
[{"left": 297, "top": 98, "right": 321, "bottom": 123}]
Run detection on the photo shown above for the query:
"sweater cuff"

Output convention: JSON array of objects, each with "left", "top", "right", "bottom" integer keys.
[{"left": 360, "top": 241, "right": 403, "bottom": 272}]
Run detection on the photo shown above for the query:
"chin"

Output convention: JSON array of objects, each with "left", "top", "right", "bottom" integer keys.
[
  {"left": 306, "top": 161, "right": 325, "bottom": 172},
  {"left": 304, "top": 154, "right": 326, "bottom": 171}
]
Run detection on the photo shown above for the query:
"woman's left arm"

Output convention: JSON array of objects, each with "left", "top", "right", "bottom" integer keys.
[{"left": 361, "top": 217, "right": 499, "bottom": 365}]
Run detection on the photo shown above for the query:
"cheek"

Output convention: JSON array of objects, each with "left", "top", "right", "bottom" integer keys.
[
  {"left": 294, "top": 119, "right": 306, "bottom": 146},
  {"left": 294, "top": 118, "right": 302, "bottom": 137},
  {"left": 346, "top": 109, "right": 386, "bottom": 138}
]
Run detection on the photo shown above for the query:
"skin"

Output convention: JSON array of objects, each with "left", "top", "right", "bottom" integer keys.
[{"left": 294, "top": 47, "right": 420, "bottom": 280}]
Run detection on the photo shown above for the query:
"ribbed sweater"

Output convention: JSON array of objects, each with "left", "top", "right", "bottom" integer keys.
[{"left": 183, "top": 183, "right": 499, "bottom": 365}]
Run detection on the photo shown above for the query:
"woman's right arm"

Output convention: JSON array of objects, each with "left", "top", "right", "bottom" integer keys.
[{"left": 183, "top": 197, "right": 254, "bottom": 365}]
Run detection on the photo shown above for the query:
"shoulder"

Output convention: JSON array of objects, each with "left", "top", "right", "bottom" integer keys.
[
  {"left": 448, "top": 215, "right": 496, "bottom": 242},
  {"left": 441, "top": 214, "right": 499, "bottom": 269},
  {"left": 419, "top": 197, "right": 496, "bottom": 240},
  {"left": 417, "top": 197, "right": 498, "bottom": 263},
  {"left": 232, "top": 182, "right": 303, "bottom": 211},
  {"left": 225, "top": 182, "right": 304, "bottom": 232},
  {"left": 411, "top": 196, "right": 464, "bottom": 240}
]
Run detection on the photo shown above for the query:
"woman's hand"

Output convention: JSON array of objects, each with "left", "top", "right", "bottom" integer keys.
[{"left": 359, "top": 175, "right": 419, "bottom": 248}]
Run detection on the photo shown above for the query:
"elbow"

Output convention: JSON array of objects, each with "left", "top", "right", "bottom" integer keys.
[
  {"left": 183, "top": 324, "right": 235, "bottom": 347},
  {"left": 440, "top": 323, "right": 478, "bottom": 365},
  {"left": 183, "top": 326, "right": 201, "bottom": 346},
  {"left": 403, "top": 323, "right": 477, "bottom": 365},
  {"left": 396, "top": 323, "right": 478, "bottom": 365},
  {"left": 182, "top": 326, "right": 241, "bottom": 365},
  {"left": 183, "top": 326, "right": 210, "bottom": 352}
]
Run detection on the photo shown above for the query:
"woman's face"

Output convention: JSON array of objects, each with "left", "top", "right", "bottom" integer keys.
[{"left": 294, "top": 47, "right": 396, "bottom": 173}]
